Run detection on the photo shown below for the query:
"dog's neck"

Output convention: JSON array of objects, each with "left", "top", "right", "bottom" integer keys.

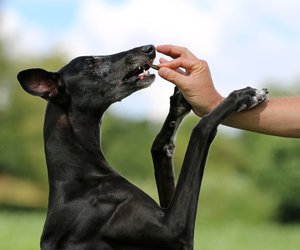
[{"left": 43, "top": 102, "right": 113, "bottom": 187}]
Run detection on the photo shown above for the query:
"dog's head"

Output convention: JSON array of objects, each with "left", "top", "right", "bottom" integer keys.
[{"left": 17, "top": 45, "right": 156, "bottom": 111}]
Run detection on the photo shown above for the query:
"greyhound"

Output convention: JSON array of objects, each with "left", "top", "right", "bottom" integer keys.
[{"left": 17, "top": 44, "right": 268, "bottom": 250}]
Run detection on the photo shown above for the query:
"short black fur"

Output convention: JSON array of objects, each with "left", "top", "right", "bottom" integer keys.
[{"left": 17, "top": 45, "right": 268, "bottom": 250}]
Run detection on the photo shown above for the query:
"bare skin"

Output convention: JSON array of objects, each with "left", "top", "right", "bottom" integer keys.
[{"left": 156, "top": 44, "right": 300, "bottom": 138}]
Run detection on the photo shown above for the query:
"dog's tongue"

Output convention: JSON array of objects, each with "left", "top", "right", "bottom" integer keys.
[{"left": 138, "top": 70, "right": 150, "bottom": 80}]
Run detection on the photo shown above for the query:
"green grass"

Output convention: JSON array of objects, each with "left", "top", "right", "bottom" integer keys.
[
  {"left": 0, "top": 211, "right": 44, "bottom": 250},
  {"left": 1, "top": 171, "right": 299, "bottom": 250},
  {"left": 195, "top": 221, "right": 300, "bottom": 250},
  {"left": 0, "top": 211, "right": 299, "bottom": 250}
]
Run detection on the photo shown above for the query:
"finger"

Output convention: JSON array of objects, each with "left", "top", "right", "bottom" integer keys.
[
  {"left": 159, "top": 58, "right": 169, "bottom": 63},
  {"left": 159, "top": 57, "right": 197, "bottom": 72},
  {"left": 159, "top": 58, "right": 187, "bottom": 75},
  {"left": 175, "top": 67, "right": 187, "bottom": 75},
  {"left": 158, "top": 67, "right": 189, "bottom": 89},
  {"left": 156, "top": 45, "right": 197, "bottom": 59},
  {"left": 156, "top": 45, "right": 187, "bottom": 58}
]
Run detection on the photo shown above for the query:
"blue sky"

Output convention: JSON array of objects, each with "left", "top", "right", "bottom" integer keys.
[
  {"left": 2, "top": 0, "right": 300, "bottom": 120},
  {"left": 2, "top": 0, "right": 78, "bottom": 35}
]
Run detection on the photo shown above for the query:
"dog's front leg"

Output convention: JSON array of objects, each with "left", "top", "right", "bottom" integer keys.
[
  {"left": 164, "top": 87, "right": 268, "bottom": 245},
  {"left": 151, "top": 87, "right": 191, "bottom": 208}
]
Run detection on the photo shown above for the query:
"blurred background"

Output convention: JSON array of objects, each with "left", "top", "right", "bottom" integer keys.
[{"left": 1, "top": 0, "right": 300, "bottom": 249}]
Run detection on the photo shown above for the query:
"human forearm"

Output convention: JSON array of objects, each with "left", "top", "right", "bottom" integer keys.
[
  {"left": 156, "top": 45, "right": 300, "bottom": 138},
  {"left": 204, "top": 96, "right": 300, "bottom": 138}
]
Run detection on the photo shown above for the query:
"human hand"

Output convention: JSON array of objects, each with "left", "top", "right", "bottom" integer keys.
[{"left": 156, "top": 45, "right": 224, "bottom": 116}]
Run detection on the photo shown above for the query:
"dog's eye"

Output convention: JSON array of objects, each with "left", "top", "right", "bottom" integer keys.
[{"left": 86, "top": 57, "right": 96, "bottom": 68}]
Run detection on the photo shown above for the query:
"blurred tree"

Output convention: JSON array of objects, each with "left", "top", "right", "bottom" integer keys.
[
  {"left": 241, "top": 131, "right": 300, "bottom": 223},
  {"left": 1, "top": 29, "right": 299, "bottom": 223},
  {"left": 238, "top": 84, "right": 300, "bottom": 223},
  {"left": 101, "top": 114, "right": 157, "bottom": 179},
  {"left": 0, "top": 49, "right": 67, "bottom": 185}
]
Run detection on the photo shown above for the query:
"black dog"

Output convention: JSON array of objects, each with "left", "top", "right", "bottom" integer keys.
[{"left": 17, "top": 45, "right": 267, "bottom": 250}]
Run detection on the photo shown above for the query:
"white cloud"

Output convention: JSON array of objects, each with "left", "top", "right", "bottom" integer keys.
[
  {"left": 3, "top": 0, "right": 300, "bottom": 120},
  {"left": 59, "top": 0, "right": 220, "bottom": 56},
  {"left": 1, "top": 6, "right": 51, "bottom": 57},
  {"left": 57, "top": 0, "right": 223, "bottom": 120}
]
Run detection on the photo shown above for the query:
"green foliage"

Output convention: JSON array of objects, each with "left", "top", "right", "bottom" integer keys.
[
  {"left": 1, "top": 211, "right": 300, "bottom": 250},
  {"left": 1, "top": 36, "right": 300, "bottom": 225},
  {"left": 240, "top": 132, "right": 300, "bottom": 223},
  {"left": 0, "top": 89, "right": 47, "bottom": 182},
  {"left": 101, "top": 114, "right": 158, "bottom": 179},
  {"left": 0, "top": 53, "right": 67, "bottom": 184}
]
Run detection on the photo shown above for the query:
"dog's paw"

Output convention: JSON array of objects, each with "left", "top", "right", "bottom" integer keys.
[
  {"left": 228, "top": 87, "right": 268, "bottom": 112},
  {"left": 169, "top": 87, "right": 192, "bottom": 117}
]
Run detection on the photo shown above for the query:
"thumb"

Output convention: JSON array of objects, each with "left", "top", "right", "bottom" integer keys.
[{"left": 158, "top": 67, "right": 187, "bottom": 89}]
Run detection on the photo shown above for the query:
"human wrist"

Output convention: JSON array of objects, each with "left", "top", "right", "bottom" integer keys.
[{"left": 193, "top": 93, "right": 224, "bottom": 117}]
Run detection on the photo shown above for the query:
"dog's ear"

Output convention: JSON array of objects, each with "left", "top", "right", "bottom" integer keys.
[{"left": 17, "top": 68, "right": 61, "bottom": 100}]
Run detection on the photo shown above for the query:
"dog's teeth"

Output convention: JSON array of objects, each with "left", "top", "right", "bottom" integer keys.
[
  {"left": 138, "top": 70, "right": 151, "bottom": 80},
  {"left": 142, "top": 69, "right": 150, "bottom": 75}
]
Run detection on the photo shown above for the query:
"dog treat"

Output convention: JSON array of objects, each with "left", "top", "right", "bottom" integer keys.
[
  {"left": 150, "top": 64, "right": 159, "bottom": 70},
  {"left": 17, "top": 45, "right": 270, "bottom": 249}
]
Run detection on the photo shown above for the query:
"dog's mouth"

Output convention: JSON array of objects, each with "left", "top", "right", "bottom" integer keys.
[{"left": 123, "top": 60, "right": 156, "bottom": 84}]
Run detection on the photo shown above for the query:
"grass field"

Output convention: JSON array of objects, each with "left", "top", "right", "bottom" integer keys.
[
  {"left": 0, "top": 211, "right": 44, "bottom": 250},
  {"left": 1, "top": 172, "right": 299, "bottom": 249},
  {"left": 1, "top": 211, "right": 299, "bottom": 250}
]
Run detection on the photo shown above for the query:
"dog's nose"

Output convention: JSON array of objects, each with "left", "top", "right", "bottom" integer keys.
[{"left": 142, "top": 45, "right": 156, "bottom": 57}]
